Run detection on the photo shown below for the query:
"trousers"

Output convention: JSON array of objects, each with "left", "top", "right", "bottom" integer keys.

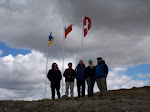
[
  {"left": 87, "top": 77, "right": 95, "bottom": 97},
  {"left": 96, "top": 77, "right": 107, "bottom": 96},
  {"left": 65, "top": 81, "right": 74, "bottom": 97},
  {"left": 77, "top": 80, "right": 85, "bottom": 97}
]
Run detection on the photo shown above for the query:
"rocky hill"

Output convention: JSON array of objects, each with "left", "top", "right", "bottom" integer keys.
[{"left": 0, "top": 86, "right": 150, "bottom": 112}]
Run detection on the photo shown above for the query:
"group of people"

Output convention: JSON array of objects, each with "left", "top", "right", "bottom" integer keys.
[{"left": 47, "top": 57, "right": 108, "bottom": 99}]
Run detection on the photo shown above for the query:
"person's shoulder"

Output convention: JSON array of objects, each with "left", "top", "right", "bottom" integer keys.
[
  {"left": 48, "top": 69, "right": 53, "bottom": 74},
  {"left": 65, "top": 68, "right": 70, "bottom": 72},
  {"left": 83, "top": 66, "right": 86, "bottom": 69},
  {"left": 49, "top": 69, "right": 53, "bottom": 72},
  {"left": 95, "top": 64, "right": 99, "bottom": 68},
  {"left": 71, "top": 68, "right": 75, "bottom": 71},
  {"left": 85, "top": 66, "right": 89, "bottom": 71},
  {"left": 58, "top": 70, "right": 61, "bottom": 73},
  {"left": 76, "top": 66, "right": 79, "bottom": 69},
  {"left": 104, "top": 63, "right": 108, "bottom": 67},
  {"left": 86, "top": 66, "right": 90, "bottom": 69},
  {"left": 65, "top": 68, "right": 68, "bottom": 71}
]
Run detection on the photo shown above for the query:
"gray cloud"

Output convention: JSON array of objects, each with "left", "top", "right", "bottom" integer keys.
[
  {"left": 56, "top": 0, "right": 150, "bottom": 66},
  {"left": 0, "top": 51, "right": 148, "bottom": 100},
  {"left": 0, "top": 0, "right": 150, "bottom": 67},
  {"left": 0, "top": 51, "right": 52, "bottom": 100}
]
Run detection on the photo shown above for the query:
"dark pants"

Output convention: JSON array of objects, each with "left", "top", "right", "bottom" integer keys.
[
  {"left": 51, "top": 81, "right": 61, "bottom": 99},
  {"left": 87, "top": 77, "right": 95, "bottom": 97},
  {"left": 77, "top": 80, "right": 85, "bottom": 97}
]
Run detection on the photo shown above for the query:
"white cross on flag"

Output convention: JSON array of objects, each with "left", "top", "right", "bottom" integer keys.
[{"left": 83, "top": 17, "right": 91, "bottom": 37}]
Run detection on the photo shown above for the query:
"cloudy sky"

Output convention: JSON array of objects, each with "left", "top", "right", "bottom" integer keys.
[{"left": 0, "top": 0, "right": 150, "bottom": 100}]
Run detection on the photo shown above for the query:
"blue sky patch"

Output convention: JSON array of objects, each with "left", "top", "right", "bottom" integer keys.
[
  {"left": 109, "top": 64, "right": 150, "bottom": 86},
  {"left": 0, "top": 41, "right": 31, "bottom": 57},
  {"left": 125, "top": 64, "right": 150, "bottom": 81}
]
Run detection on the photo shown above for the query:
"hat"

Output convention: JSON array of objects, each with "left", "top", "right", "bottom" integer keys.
[
  {"left": 88, "top": 59, "right": 93, "bottom": 63},
  {"left": 68, "top": 62, "right": 72, "bottom": 66},
  {"left": 97, "top": 57, "right": 102, "bottom": 60}
]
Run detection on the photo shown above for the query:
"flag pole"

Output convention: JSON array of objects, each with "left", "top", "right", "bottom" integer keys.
[
  {"left": 82, "top": 17, "right": 84, "bottom": 59},
  {"left": 62, "top": 29, "right": 65, "bottom": 96},
  {"left": 44, "top": 44, "right": 49, "bottom": 99}
]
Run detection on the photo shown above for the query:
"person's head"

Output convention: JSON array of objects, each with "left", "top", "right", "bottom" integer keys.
[
  {"left": 97, "top": 57, "right": 102, "bottom": 64},
  {"left": 52, "top": 63, "right": 58, "bottom": 70},
  {"left": 79, "top": 60, "right": 83, "bottom": 66},
  {"left": 88, "top": 59, "right": 93, "bottom": 65},
  {"left": 68, "top": 62, "right": 72, "bottom": 69}
]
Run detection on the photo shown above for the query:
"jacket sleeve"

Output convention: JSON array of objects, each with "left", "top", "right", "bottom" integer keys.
[
  {"left": 63, "top": 69, "right": 67, "bottom": 78},
  {"left": 59, "top": 70, "right": 62, "bottom": 81},
  {"left": 75, "top": 67, "right": 77, "bottom": 78},
  {"left": 75, "top": 67, "right": 77, "bottom": 73},
  {"left": 47, "top": 70, "right": 52, "bottom": 81},
  {"left": 73, "top": 70, "right": 76, "bottom": 77},
  {"left": 84, "top": 68, "right": 88, "bottom": 79},
  {"left": 104, "top": 64, "right": 108, "bottom": 75}
]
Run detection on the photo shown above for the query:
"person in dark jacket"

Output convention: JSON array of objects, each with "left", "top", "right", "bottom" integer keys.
[
  {"left": 95, "top": 57, "right": 108, "bottom": 96},
  {"left": 75, "top": 60, "right": 86, "bottom": 98},
  {"left": 85, "top": 59, "right": 95, "bottom": 97},
  {"left": 47, "top": 63, "right": 62, "bottom": 99},
  {"left": 63, "top": 63, "right": 76, "bottom": 97}
]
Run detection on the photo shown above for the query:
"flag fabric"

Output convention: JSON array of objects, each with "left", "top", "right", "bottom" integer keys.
[
  {"left": 65, "top": 24, "right": 73, "bottom": 38},
  {"left": 48, "top": 32, "right": 54, "bottom": 47},
  {"left": 83, "top": 17, "right": 91, "bottom": 37}
]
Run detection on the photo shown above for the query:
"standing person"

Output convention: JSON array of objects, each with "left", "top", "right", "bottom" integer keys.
[
  {"left": 95, "top": 57, "right": 108, "bottom": 96},
  {"left": 47, "top": 63, "right": 62, "bottom": 99},
  {"left": 85, "top": 59, "right": 95, "bottom": 97},
  {"left": 75, "top": 60, "right": 86, "bottom": 98},
  {"left": 63, "top": 63, "right": 76, "bottom": 97}
]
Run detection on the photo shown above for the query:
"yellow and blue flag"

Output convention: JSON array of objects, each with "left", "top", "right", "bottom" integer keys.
[{"left": 48, "top": 32, "right": 54, "bottom": 47}]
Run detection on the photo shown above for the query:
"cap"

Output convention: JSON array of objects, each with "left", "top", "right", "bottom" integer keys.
[
  {"left": 97, "top": 57, "right": 102, "bottom": 60},
  {"left": 88, "top": 59, "right": 93, "bottom": 63}
]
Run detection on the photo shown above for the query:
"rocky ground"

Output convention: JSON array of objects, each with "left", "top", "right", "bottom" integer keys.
[{"left": 0, "top": 86, "right": 150, "bottom": 112}]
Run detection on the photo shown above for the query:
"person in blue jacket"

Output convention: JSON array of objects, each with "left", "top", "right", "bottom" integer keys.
[
  {"left": 75, "top": 60, "right": 86, "bottom": 98},
  {"left": 95, "top": 57, "right": 108, "bottom": 96}
]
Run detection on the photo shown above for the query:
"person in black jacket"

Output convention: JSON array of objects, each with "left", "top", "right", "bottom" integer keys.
[
  {"left": 63, "top": 63, "right": 76, "bottom": 97},
  {"left": 85, "top": 59, "right": 95, "bottom": 97},
  {"left": 47, "top": 63, "right": 62, "bottom": 99}
]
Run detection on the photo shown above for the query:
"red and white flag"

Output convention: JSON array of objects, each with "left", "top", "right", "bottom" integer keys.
[
  {"left": 83, "top": 17, "right": 91, "bottom": 37},
  {"left": 65, "top": 24, "right": 73, "bottom": 38}
]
